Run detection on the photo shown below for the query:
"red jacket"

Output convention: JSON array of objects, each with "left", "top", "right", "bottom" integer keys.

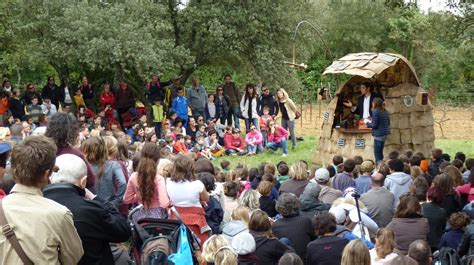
[
  {"left": 224, "top": 133, "right": 245, "bottom": 150},
  {"left": 174, "top": 141, "right": 188, "bottom": 155},
  {"left": 268, "top": 126, "right": 288, "bottom": 144},
  {"left": 99, "top": 92, "right": 115, "bottom": 110}
]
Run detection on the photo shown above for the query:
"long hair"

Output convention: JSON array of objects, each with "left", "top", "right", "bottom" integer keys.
[
  {"left": 249, "top": 210, "right": 273, "bottom": 238},
  {"left": 244, "top": 83, "right": 257, "bottom": 104},
  {"left": 341, "top": 239, "right": 370, "bottom": 265},
  {"left": 81, "top": 136, "right": 108, "bottom": 179},
  {"left": 137, "top": 143, "right": 160, "bottom": 208},
  {"left": 372, "top": 97, "right": 386, "bottom": 112},
  {"left": 170, "top": 155, "right": 196, "bottom": 182},
  {"left": 375, "top": 228, "right": 395, "bottom": 259}
]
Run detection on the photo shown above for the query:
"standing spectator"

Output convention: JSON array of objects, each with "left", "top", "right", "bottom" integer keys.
[
  {"left": 99, "top": 82, "right": 115, "bottom": 110},
  {"left": 215, "top": 85, "right": 230, "bottom": 125},
  {"left": 245, "top": 125, "right": 263, "bottom": 155},
  {"left": 361, "top": 172, "right": 395, "bottom": 228},
  {"left": 367, "top": 97, "right": 390, "bottom": 163},
  {"left": 275, "top": 88, "right": 298, "bottom": 151},
  {"left": 306, "top": 211, "right": 349, "bottom": 265},
  {"left": 313, "top": 168, "right": 343, "bottom": 204},
  {"left": 150, "top": 99, "right": 165, "bottom": 138},
  {"left": 147, "top": 73, "right": 172, "bottom": 103},
  {"left": 240, "top": 83, "right": 260, "bottom": 133},
  {"left": 259, "top": 85, "right": 278, "bottom": 116},
  {"left": 224, "top": 127, "right": 245, "bottom": 155},
  {"left": 59, "top": 78, "right": 73, "bottom": 108},
  {"left": 408, "top": 240, "right": 432, "bottom": 265},
  {"left": 79, "top": 76, "right": 95, "bottom": 111},
  {"left": 0, "top": 92, "right": 9, "bottom": 124},
  {"left": 73, "top": 88, "right": 87, "bottom": 109},
  {"left": 0, "top": 136, "right": 83, "bottom": 264},
  {"left": 259, "top": 105, "right": 274, "bottom": 146},
  {"left": 41, "top": 97, "right": 58, "bottom": 119},
  {"left": 41, "top": 76, "right": 63, "bottom": 109},
  {"left": 45, "top": 112, "right": 95, "bottom": 187},
  {"left": 25, "top": 96, "right": 42, "bottom": 123},
  {"left": 171, "top": 87, "right": 189, "bottom": 126},
  {"left": 421, "top": 186, "right": 447, "bottom": 252},
  {"left": 124, "top": 143, "right": 170, "bottom": 219},
  {"left": 332, "top": 159, "right": 357, "bottom": 193},
  {"left": 369, "top": 228, "right": 397, "bottom": 265},
  {"left": 166, "top": 155, "right": 210, "bottom": 244},
  {"left": 2, "top": 79, "right": 12, "bottom": 94},
  {"left": 355, "top": 161, "right": 374, "bottom": 194},
  {"left": 115, "top": 81, "right": 135, "bottom": 128},
  {"left": 341, "top": 240, "right": 371, "bottom": 265},
  {"left": 8, "top": 88, "right": 25, "bottom": 120},
  {"left": 299, "top": 182, "right": 330, "bottom": 219},
  {"left": 428, "top": 148, "right": 445, "bottom": 178},
  {"left": 272, "top": 193, "right": 315, "bottom": 263},
  {"left": 164, "top": 76, "right": 183, "bottom": 110},
  {"left": 279, "top": 161, "right": 309, "bottom": 198},
  {"left": 205, "top": 94, "right": 218, "bottom": 123},
  {"left": 249, "top": 210, "right": 290, "bottom": 265},
  {"left": 44, "top": 154, "right": 130, "bottom": 265},
  {"left": 387, "top": 193, "right": 429, "bottom": 255},
  {"left": 223, "top": 74, "right": 241, "bottom": 129},
  {"left": 187, "top": 76, "right": 208, "bottom": 120},
  {"left": 266, "top": 120, "right": 289, "bottom": 157},
  {"left": 81, "top": 136, "right": 127, "bottom": 209},
  {"left": 384, "top": 158, "right": 412, "bottom": 208},
  {"left": 21, "top": 83, "right": 42, "bottom": 105}
]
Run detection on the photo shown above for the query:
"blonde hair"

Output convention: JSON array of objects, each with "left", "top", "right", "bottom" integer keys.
[
  {"left": 81, "top": 136, "right": 108, "bottom": 179},
  {"left": 157, "top": 158, "right": 173, "bottom": 177},
  {"left": 239, "top": 189, "right": 260, "bottom": 211},
  {"left": 103, "top": 135, "right": 118, "bottom": 158},
  {"left": 341, "top": 239, "right": 370, "bottom": 265},
  {"left": 442, "top": 165, "right": 464, "bottom": 187},
  {"left": 410, "top": 166, "right": 422, "bottom": 179},
  {"left": 202, "top": 235, "right": 230, "bottom": 263},
  {"left": 257, "top": 180, "right": 273, "bottom": 196},
  {"left": 289, "top": 161, "right": 308, "bottom": 180},
  {"left": 231, "top": 206, "right": 250, "bottom": 224},
  {"left": 375, "top": 228, "right": 395, "bottom": 259},
  {"left": 214, "top": 246, "right": 237, "bottom": 265}
]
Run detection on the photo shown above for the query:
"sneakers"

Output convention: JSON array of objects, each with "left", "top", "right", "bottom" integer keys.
[{"left": 282, "top": 153, "right": 287, "bottom": 158}]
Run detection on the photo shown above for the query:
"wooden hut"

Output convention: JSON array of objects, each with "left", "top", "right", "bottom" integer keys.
[{"left": 315, "top": 52, "right": 435, "bottom": 165}]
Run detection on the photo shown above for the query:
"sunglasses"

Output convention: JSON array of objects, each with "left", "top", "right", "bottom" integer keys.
[{"left": 217, "top": 89, "right": 223, "bottom": 91}]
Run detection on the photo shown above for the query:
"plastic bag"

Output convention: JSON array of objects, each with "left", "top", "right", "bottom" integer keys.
[{"left": 167, "top": 224, "right": 193, "bottom": 264}]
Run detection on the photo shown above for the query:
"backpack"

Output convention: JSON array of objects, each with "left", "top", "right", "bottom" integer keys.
[
  {"left": 141, "top": 236, "right": 171, "bottom": 265},
  {"left": 432, "top": 247, "right": 461, "bottom": 265}
]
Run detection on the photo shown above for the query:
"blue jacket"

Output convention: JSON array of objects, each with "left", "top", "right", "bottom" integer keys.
[
  {"left": 171, "top": 96, "right": 188, "bottom": 120},
  {"left": 367, "top": 109, "right": 390, "bottom": 137}
]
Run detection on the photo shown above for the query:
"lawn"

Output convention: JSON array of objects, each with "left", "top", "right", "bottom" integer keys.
[{"left": 212, "top": 137, "right": 474, "bottom": 168}]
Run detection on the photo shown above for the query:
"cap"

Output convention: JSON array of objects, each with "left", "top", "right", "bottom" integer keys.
[
  {"left": 314, "top": 168, "right": 330, "bottom": 182},
  {"left": 360, "top": 161, "right": 375, "bottom": 173},
  {"left": 0, "top": 142, "right": 11, "bottom": 154},
  {"left": 303, "top": 182, "right": 322, "bottom": 198}
]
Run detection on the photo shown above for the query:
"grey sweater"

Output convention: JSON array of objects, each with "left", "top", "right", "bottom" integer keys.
[{"left": 90, "top": 160, "right": 126, "bottom": 209}]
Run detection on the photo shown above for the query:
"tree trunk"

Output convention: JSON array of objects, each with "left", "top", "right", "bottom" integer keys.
[{"left": 51, "top": 62, "right": 70, "bottom": 85}]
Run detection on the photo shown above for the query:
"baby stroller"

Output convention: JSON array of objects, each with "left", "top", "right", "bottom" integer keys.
[{"left": 128, "top": 205, "right": 201, "bottom": 265}]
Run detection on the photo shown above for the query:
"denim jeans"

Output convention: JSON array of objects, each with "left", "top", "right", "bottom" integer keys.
[
  {"left": 267, "top": 139, "right": 288, "bottom": 155},
  {"left": 244, "top": 118, "right": 260, "bottom": 133},
  {"left": 374, "top": 139, "right": 385, "bottom": 163},
  {"left": 281, "top": 118, "right": 296, "bottom": 149},
  {"left": 247, "top": 144, "right": 263, "bottom": 153},
  {"left": 153, "top": 122, "right": 162, "bottom": 139},
  {"left": 226, "top": 105, "right": 240, "bottom": 129},
  {"left": 225, "top": 149, "right": 238, "bottom": 155},
  {"left": 261, "top": 130, "right": 268, "bottom": 147}
]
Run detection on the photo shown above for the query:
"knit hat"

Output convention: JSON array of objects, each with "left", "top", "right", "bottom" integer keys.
[
  {"left": 302, "top": 182, "right": 322, "bottom": 198},
  {"left": 360, "top": 161, "right": 375, "bottom": 173},
  {"left": 420, "top": 160, "right": 429, "bottom": 173},
  {"left": 231, "top": 232, "right": 256, "bottom": 255},
  {"left": 314, "top": 168, "right": 330, "bottom": 182}
]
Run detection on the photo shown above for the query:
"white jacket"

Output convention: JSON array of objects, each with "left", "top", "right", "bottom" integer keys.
[{"left": 240, "top": 96, "right": 259, "bottom": 119}]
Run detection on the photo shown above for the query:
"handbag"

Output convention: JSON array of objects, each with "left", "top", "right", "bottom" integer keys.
[
  {"left": 295, "top": 110, "right": 302, "bottom": 119},
  {"left": 0, "top": 201, "right": 34, "bottom": 265}
]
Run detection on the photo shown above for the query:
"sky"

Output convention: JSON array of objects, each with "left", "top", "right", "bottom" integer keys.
[{"left": 414, "top": 0, "right": 453, "bottom": 13}]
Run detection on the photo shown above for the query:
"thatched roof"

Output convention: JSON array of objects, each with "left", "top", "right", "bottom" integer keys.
[{"left": 323, "top": 52, "right": 420, "bottom": 86}]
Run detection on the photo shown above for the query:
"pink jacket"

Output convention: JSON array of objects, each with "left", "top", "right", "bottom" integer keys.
[
  {"left": 124, "top": 172, "right": 170, "bottom": 209},
  {"left": 245, "top": 131, "right": 263, "bottom": 145},
  {"left": 268, "top": 126, "right": 288, "bottom": 144}
]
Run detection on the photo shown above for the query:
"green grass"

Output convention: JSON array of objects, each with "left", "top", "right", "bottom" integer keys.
[{"left": 212, "top": 137, "right": 474, "bottom": 168}]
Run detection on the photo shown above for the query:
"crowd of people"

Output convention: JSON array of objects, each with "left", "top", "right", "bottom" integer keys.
[
  {"left": 0, "top": 74, "right": 299, "bottom": 159},
  {"left": 0, "top": 75, "right": 474, "bottom": 265}
]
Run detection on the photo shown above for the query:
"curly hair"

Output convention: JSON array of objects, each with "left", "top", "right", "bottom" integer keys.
[
  {"left": 137, "top": 143, "right": 160, "bottom": 208},
  {"left": 275, "top": 193, "right": 300, "bottom": 218},
  {"left": 45, "top": 112, "right": 80, "bottom": 148}
]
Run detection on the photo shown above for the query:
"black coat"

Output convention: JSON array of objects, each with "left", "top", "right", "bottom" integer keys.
[
  {"left": 458, "top": 223, "right": 474, "bottom": 257},
  {"left": 43, "top": 183, "right": 130, "bottom": 265},
  {"left": 352, "top": 93, "right": 376, "bottom": 118},
  {"left": 42, "top": 84, "right": 64, "bottom": 108},
  {"left": 259, "top": 93, "right": 278, "bottom": 116},
  {"left": 8, "top": 97, "right": 25, "bottom": 120}
]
